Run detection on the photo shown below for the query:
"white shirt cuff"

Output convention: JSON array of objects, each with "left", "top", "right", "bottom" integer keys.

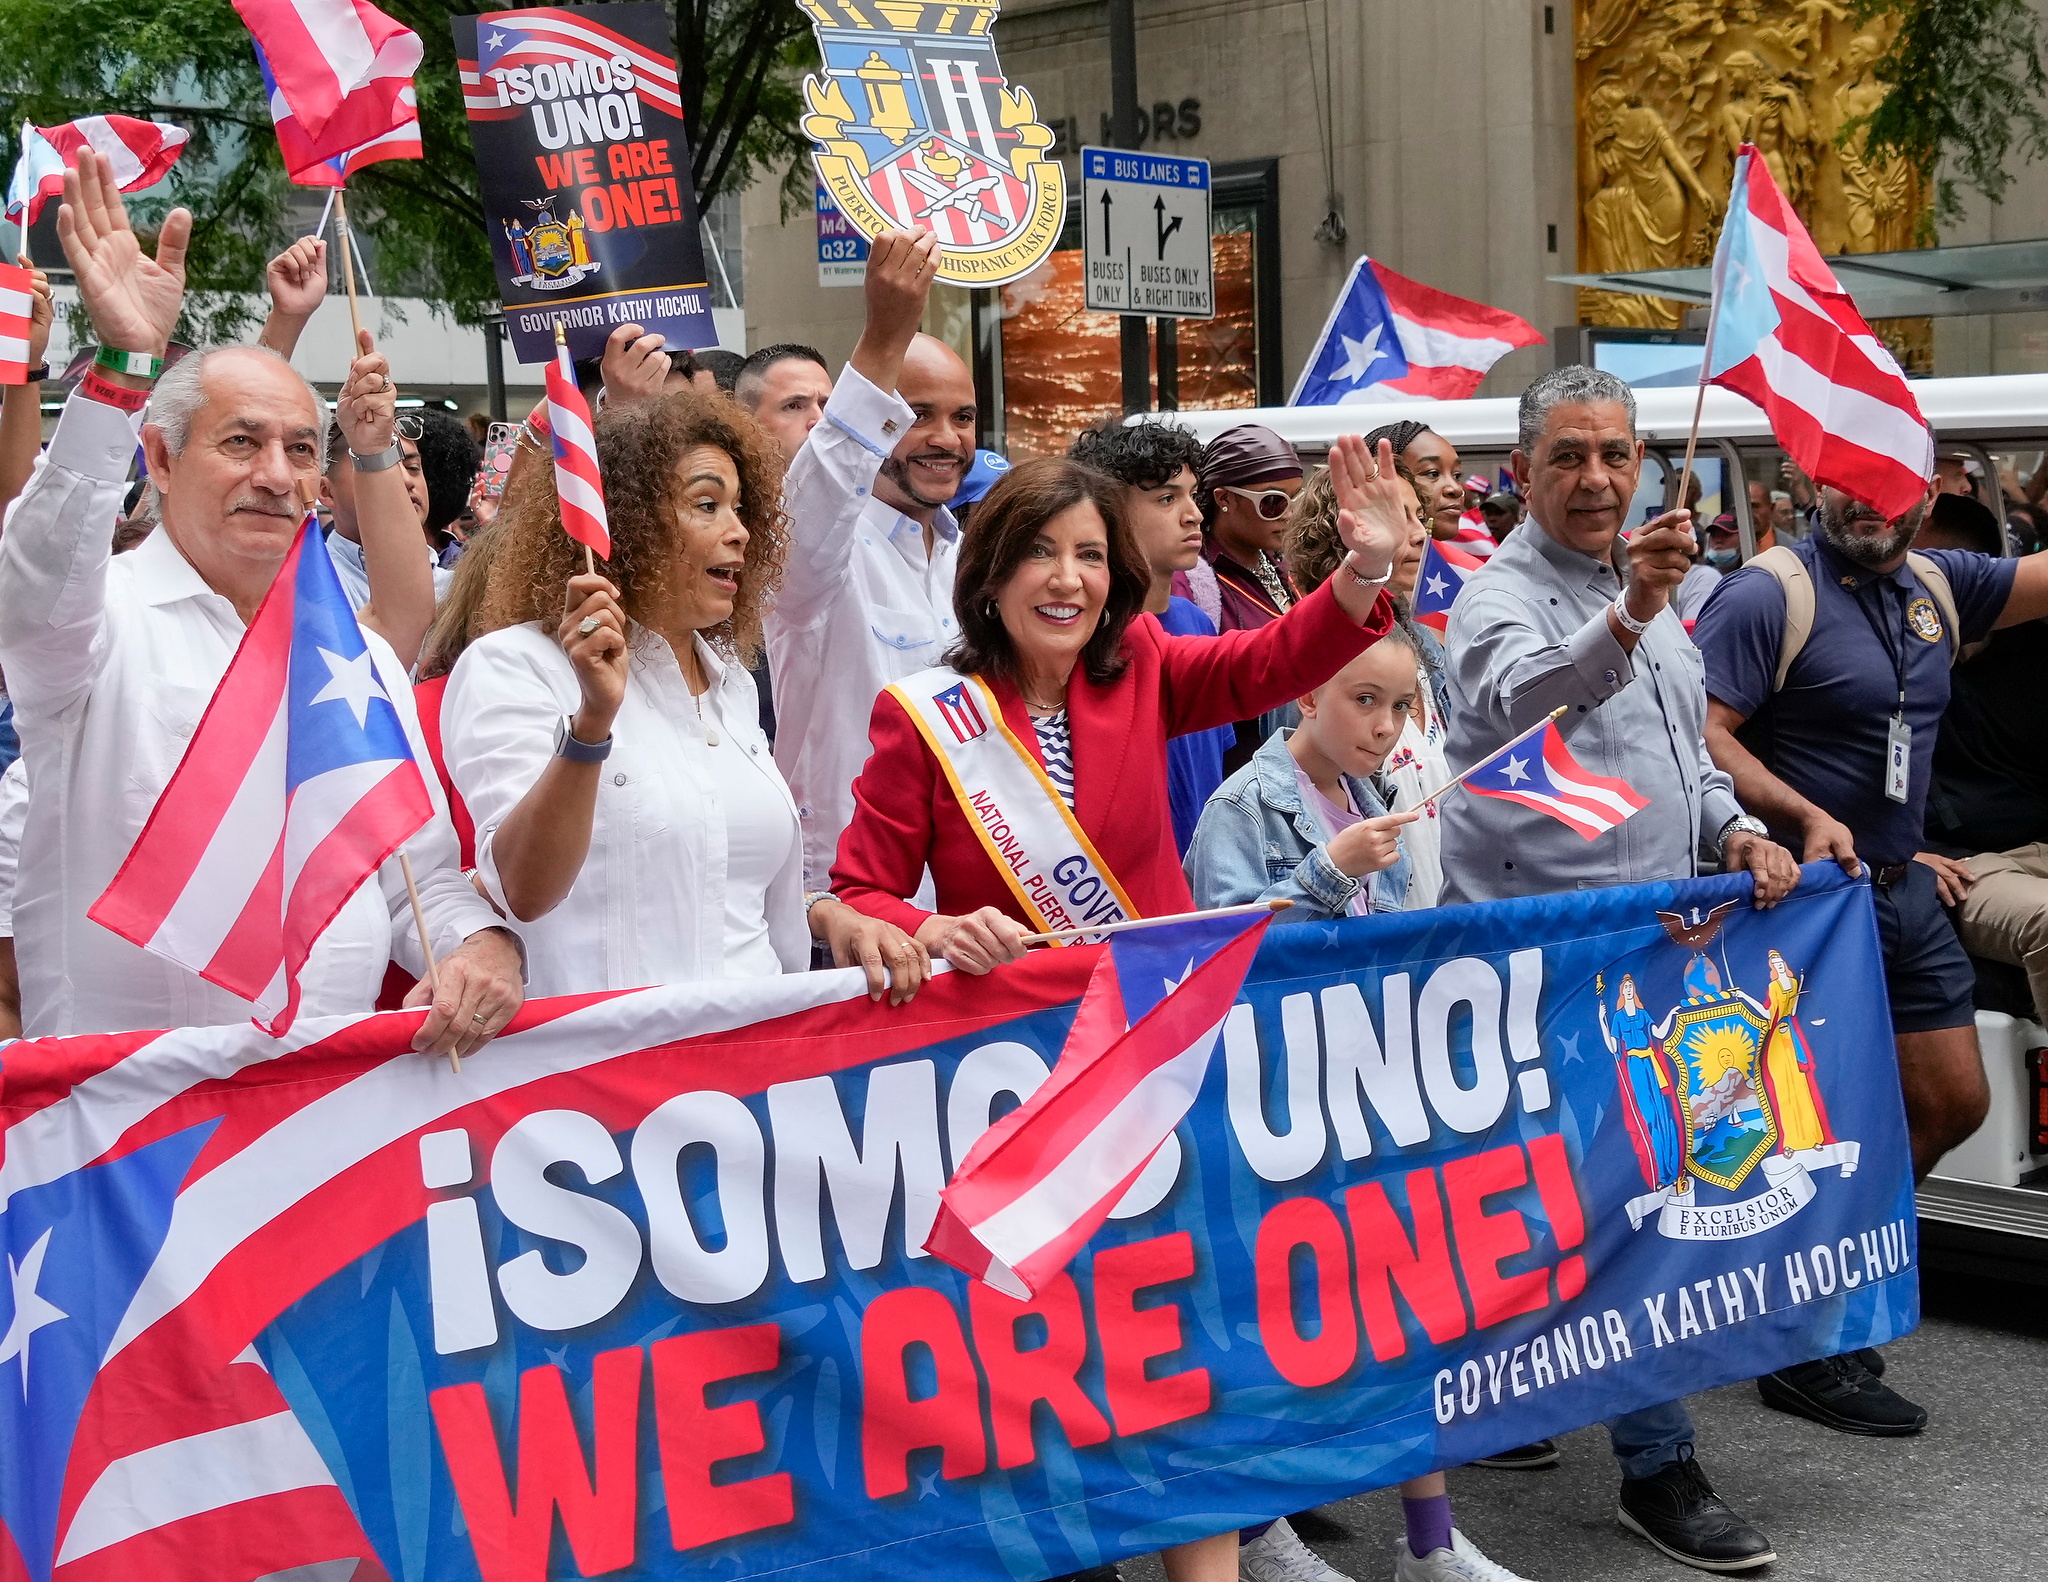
[
  {"left": 48, "top": 391, "right": 143, "bottom": 482},
  {"left": 823, "top": 363, "right": 915, "bottom": 459}
]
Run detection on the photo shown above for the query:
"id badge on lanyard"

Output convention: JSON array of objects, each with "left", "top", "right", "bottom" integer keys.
[{"left": 1886, "top": 713, "right": 1911, "bottom": 803}]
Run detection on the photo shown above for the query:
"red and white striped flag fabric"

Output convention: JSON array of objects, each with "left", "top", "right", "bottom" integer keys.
[
  {"left": 232, "top": 0, "right": 422, "bottom": 166},
  {"left": 926, "top": 909, "right": 1273, "bottom": 1297},
  {"left": 0, "top": 262, "right": 33, "bottom": 383},
  {"left": 257, "top": 43, "right": 419, "bottom": 187},
  {"left": 546, "top": 338, "right": 610, "bottom": 558},
  {"left": 89, "top": 516, "right": 435, "bottom": 1034},
  {"left": 1461, "top": 720, "right": 1649, "bottom": 841},
  {"left": 1705, "top": 144, "right": 1933, "bottom": 522},
  {"left": 7, "top": 117, "right": 187, "bottom": 227}
]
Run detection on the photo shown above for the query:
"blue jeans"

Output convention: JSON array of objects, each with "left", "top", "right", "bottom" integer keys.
[{"left": 1608, "top": 1398, "right": 1694, "bottom": 1480}]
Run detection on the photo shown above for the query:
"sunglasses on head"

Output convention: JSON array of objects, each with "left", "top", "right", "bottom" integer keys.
[{"left": 1220, "top": 484, "right": 1293, "bottom": 520}]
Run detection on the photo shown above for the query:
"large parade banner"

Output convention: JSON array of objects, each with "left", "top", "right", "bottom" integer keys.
[
  {"left": 453, "top": 3, "right": 717, "bottom": 363},
  {"left": 0, "top": 864, "right": 1916, "bottom": 1582}
]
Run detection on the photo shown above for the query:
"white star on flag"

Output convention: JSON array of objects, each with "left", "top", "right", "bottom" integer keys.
[
  {"left": 1332, "top": 322, "right": 1391, "bottom": 385},
  {"left": 485, "top": 28, "right": 504, "bottom": 47},
  {"left": 1501, "top": 754, "right": 1531, "bottom": 785},
  {"left": 310, "top": 647, "right": 391, "bottom": 730},
  {"left": 1, "top": 1228, "right": 69, "bottom": 1396},
  {"left": 1160, "top": 960, "right": 1197, "bottom": 1002},
  {"left": 1424, "top": 572, "right": 1448, "bottom": 598}
]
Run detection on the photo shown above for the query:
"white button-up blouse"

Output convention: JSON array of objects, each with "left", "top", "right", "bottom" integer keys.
[{"left": 443, "top": 620, "right": 809, "bottom": 996}]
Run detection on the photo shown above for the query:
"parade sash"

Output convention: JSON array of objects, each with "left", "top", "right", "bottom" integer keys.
[{"left": 888, "top": 667, "right": 1138, "bottom": 939}]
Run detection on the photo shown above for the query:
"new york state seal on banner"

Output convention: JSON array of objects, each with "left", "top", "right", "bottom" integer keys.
[{"left": 798, "top": 0, "right": 1065, "bottom": 287}]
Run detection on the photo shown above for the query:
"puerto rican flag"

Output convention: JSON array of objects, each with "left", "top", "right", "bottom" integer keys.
[
  {"left": 7, "top": 117, "right": 188, "bottom": 227},
  {"left": 1705, "top": 144, "right": 1933, "bottom": 523},
  {"left": 1291, "top": 255, "right": 1545, "bottom": 405},
  {"left": 0, "top": 262, "right": 33, "bottom": 383},
  {"left": 461, "top": 9, "right": 684, "bottom": 121},
  {"left": 257, "top": 44, "right": 419, "bottom": 186},
  {"left": 88, "top": 517, "right": 436, "bottom": 1035},
  {"left": 0, "top": 956, "right": 1092, "bottom": 1582},
  {"left": 233, "top": 0, "right": 421, "bottom": 166},
  {"left": 546, "top": 338, "right": 610, "bottom": 559},
  {"left": 1458, "top": 720, "right": 1648, "bottom": 841},
  {"left": 935, "top": 681, "right": 990, "bottom": 744},
  {"left": 1412, "top": 536, "right": 1486, "bottom": 633},
  {"left": 926, "top": 909, "right": 1273, "bottom": 1297}
]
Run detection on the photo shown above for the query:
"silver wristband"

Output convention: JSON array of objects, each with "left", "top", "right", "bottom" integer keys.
[
  {"left": 1343, "top": 551, "right": 1393, "bottom": 590},
  {"left": 1611, "top": 594, "right": 1653, "bottom": 636},
  {"left": 350, "top": 440, "right": 403, "bottom": 472}
]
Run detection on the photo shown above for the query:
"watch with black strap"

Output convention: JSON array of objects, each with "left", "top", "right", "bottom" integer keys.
[{"left": 553, "top": 714, "right": 613, "bottom": 763}]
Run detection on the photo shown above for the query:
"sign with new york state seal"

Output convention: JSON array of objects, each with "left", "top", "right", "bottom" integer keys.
[
  {"left": 798, "top": 0, "right": 1065, "bottom": 287},
  {"left": 453, "top": 3, "right": 717, "bottom": 363}
]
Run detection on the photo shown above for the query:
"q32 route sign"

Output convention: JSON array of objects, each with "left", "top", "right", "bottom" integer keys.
[{"left": 1081, "top": 147, "right": 1213, "bottom": 318}]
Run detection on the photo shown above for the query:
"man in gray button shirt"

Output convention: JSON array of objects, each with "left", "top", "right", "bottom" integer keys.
[{"left": 1443, "top": 367, "right": 1795, "bottom": 1574}]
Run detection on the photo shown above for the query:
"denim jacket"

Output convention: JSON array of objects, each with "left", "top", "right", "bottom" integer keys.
[{"left": 1184, "top": 728, "right": 1413, "bottom": 921}]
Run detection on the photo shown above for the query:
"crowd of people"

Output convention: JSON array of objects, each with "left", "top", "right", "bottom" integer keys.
[{"left": 3, "top": 150, "right": 2047, "bottom": 1582}]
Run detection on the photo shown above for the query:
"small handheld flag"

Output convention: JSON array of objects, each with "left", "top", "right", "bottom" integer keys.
[
  {"left": 547, "top": 324, "right": 610, "bottom": 562},
  {"left": 927, "top": 907, "right": 1274, "bottom": 1296},
  {"left": 89, "top": 516, "right": 437, "bottom": 1034},
  {"left": 1292, "top": 255, "right": 1544, "bottom": 406},
  {"left": 7, "top": 117, "right": 188, "bottom": 229},
  {"left": 0, "top": 261, "right": 35, "bottom": 383},
  {"left": 1457, "top": 716, "right": 1648, "bottom": 841},
  {"left": 1413, "top": 536, "right": 1486, "bottom": 633},
  {"left": 234, "top": 0, "right": 421, "bottom": 166},
  {"left": 1702, "top": 144, "right": 1932, "bottom": 522}
]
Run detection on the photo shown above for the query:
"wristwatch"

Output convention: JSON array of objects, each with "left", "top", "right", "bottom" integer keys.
[
  {"left": 553, "top": 714, "right": 613, "bottom": 763},
  {"left": 1717, "top": 813, "right": 1770, "bottom": 856},
  {"left": 350, "top": 440, "right": 404, "bottom": 472}
]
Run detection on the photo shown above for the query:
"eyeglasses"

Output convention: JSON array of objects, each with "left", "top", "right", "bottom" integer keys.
[{"left": 1220, "top": 484, "right": 1294, "bottom": 520}]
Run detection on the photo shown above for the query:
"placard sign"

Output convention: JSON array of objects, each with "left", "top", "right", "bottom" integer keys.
[{"left": 453, "top": 3, "right": 718, "bottom": 363}]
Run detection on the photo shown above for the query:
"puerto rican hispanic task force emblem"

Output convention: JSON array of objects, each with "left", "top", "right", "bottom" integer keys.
[
  {"left": 502, "top": 195, "right": 601, "bottom": 292},
  {"left": 798, "top": 0, "right": 1065, "bottom": 287},
  {"left": 1598, "top": 906, "right": 1860, "bottom": 1242}
]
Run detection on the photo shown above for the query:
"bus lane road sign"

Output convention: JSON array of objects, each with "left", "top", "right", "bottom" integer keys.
[{"left": 1081, "top": 147, "right": 1212, "bottom": 319}]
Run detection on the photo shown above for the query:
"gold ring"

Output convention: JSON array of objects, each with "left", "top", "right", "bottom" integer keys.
[{"left": 471, "top": 1011, "right": 488, "bottom": 1024}]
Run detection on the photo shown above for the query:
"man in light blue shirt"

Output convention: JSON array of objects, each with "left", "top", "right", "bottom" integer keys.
[{"left": 1442, "top": 367, "right": 1796, "bottom": 1574}]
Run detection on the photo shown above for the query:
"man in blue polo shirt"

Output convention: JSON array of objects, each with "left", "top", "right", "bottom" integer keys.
[{"left": 1694, "top": 475, "right": 2048, "bottom": 1438}]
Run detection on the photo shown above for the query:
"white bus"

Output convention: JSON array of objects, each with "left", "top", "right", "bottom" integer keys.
[{"left": 1161, "top": 376, "right": 2048, "bottom": 1284}]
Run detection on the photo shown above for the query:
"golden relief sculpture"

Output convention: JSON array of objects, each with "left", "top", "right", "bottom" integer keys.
[{"left": 1576, "top": 0, "right": 1929, "bottom": 331}]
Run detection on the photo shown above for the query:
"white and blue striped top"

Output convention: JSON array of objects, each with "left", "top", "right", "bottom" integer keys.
[{"left": 1032, "top": 711, "right": 1075, "bottom": 808}]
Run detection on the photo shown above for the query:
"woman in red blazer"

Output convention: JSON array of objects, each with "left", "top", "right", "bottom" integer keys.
[{"left": 832, "top": 435, "right": 1409, "bottom": 977}]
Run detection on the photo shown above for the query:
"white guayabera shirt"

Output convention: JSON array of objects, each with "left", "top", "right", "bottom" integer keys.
[{"left": 0, "top": 395, "right": 500, "bottom": 1036}]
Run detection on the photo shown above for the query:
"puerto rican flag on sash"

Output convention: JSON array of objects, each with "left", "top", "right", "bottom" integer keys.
[
  {"left": 1291, "top": 255, "right": 1545, "bottom": 405},
  {"left": 88, "top": 516, "right": 436, "bottom": 1034},
  {"left": 1412, "top": 536, "right": 1487, "bottom": 633},
  {"left": 1704, "top": 144, "right": 1933, "bottom": 523},
  {"left": 934, "top": 681, "right": 990, "bottom": 744},
  {"left": 233, "top": 0, "right": 422, "bottom": 166},
  {"left": 926, "top": 909, "right": 1273, "bottom": 1297},
  {"left": 1459, "top": 720, "right": 1648, "bottom": 841}
]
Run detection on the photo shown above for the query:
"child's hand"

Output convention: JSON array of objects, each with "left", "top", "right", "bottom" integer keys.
[{"left": 1326, "top": 808, "right": 1420, "bottom": 879}]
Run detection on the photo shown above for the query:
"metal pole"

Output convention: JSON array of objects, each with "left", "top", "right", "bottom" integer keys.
[
  {"left": 1155, "top": 316, "right": 1178, "bottom": 410},
  {"left": 484, "top": 313, "right": 507, "bottom": 422},
  {"left": 1107, "top": 0, "right": 1149, "bottom": 414}
]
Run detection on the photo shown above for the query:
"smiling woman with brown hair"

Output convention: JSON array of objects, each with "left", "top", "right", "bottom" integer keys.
[{"left": 441, "top": 389, "right": 930, "bottom": 1003}]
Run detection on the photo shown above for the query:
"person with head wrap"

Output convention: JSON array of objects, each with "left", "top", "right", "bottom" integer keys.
[
  {"left": 1174, "top": 425, "right": 1306, "bottom": 771},
  {"left": 1364, "top": 420, "right": 1469, "bottom": 542}
]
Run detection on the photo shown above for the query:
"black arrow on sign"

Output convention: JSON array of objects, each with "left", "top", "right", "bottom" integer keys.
[
  {"left": 1154, "top": 194, "right": 1183, "bottom": 260},
  {"left": 1099, "top": 187, "right": 1114, "bottom": 255}
]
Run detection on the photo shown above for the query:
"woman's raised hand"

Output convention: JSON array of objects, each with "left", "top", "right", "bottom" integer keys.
[
  {"left": 1325, "top": 806, "right": 1420, "bottom": 880},
  {"left": 557, "top": 573, "right": 629, "bottom": 739},
  {"left": 1328, "top": 434, "right": 1408, "bottom": 582},
  {"left": 915, "top": 906, "right": 1032, "bottom": 974}
]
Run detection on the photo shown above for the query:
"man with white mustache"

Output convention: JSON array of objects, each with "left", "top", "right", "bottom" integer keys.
[
  {"left": 1697, "top": 471, "right": 2048, "bottom": 1438},
  {"left": 765, "top": 226, "right": 981, "bottom": 892}
]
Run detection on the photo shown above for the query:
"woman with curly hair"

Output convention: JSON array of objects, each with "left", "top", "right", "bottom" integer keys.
[{"left": 441, "top": 390, "right": 930, "bottom": 1003}]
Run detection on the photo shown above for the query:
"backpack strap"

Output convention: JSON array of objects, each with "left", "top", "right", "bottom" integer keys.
[
  {"left": 1903, "top": 550, "right": 1963, "bottom": 666},
  {"left": 1745, "top": 545, "right": 1815, "bottom": 693}
]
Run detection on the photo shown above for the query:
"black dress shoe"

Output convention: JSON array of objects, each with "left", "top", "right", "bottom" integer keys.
[
  {"left": 1618, "top": 1446, "right": 1776, "bottom": 1572},
  {"left": 1471, "top": 1438, "right": 1560, "bottom": 1470},
  {"left": 1758, "top": 1352, "right": 1926, "bottom": 1436}
]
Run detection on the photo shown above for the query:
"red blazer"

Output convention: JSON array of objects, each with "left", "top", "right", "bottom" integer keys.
[{"left": 831, "top": 577, "right": 1394, "bottom": 932}]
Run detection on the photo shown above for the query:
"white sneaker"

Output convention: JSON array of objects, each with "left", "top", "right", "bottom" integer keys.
[
  {"left": 1391, "top": 1528, "right": 1538, "bottom": 1582},
  {"left": 1239, "top": 1517, "right": 1356, "bottom": 1582}
]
